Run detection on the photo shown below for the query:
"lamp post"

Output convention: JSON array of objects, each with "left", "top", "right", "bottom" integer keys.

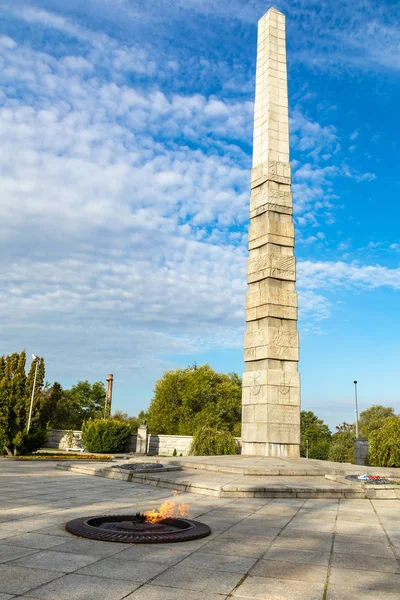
[
  {"left": 353, "top": 380, "right": 359, "bottom": 438},
  {"left": 27, "top": 354, "right": 39, "bottom": 433}
]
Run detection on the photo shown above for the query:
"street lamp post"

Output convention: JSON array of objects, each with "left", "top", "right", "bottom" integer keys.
[
  {"left": 353, "top": 380, "right": 359, "bottom": 438},
  {"left": 27, "top": 354, "right": 39, "bottom": 433}
]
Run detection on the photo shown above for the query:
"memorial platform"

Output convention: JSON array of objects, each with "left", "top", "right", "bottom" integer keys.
[{"left": 57, "top": 456, "right": 400, "bottom": 500}]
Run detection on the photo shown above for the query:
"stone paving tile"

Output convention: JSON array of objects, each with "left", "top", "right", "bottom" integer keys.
[
  {"left": 116, "top": 544, "right": 195, "bottom": 564},
  {"left": 327, "top": 584, "right": 400, "bottom": 600},
  {"left": 53, "top": 538, "right": 128, "bottom": 557},
  {"left": 333, "top": 541, "right": 395, "bottom": 558},
  {"left": 215, "top": 531, "right": 275, "bottom": 546},
  {"left": 0, "top": 594, "right": 14, "bottom": 599},
  {"left": 337, "top": 513, "right": 379, "bottom": 522},
  {"left": 232, "top": 575, "right": 325, "bottom": 599},
  {"left": 256, "top": 506, "right": 297, "bottom": 516},
  {"left": 0, "top": 564, "right": 60, "bottom": 595},
  {"left": 278, "top": 528, "right": 333, "bottom": 542},
  {"left": 151, "top": 564, "right": 240, "bottom": 594},
  {"left": 271, "top": 535, "right": 331, "bottom": 552},
  {"left": 0, "top": 532, "right": 67, "bottom": 549},
  {"left": 0, "top": 543, "right": 40, "bottom": 563},
  {"left": 9, "top": 550, "right": 100, "bottom": 573},
  {"left": 335, "top": 522, "right": 385, "bottom": 536},
  {"left": 25, "top": 573, "right": 140, "bottom": 599},
  {"left": 124, "top": 585, "right": 227, "bottom": 599},
  {"left": 179, "top": 550, "right": 257, "bottom": 574},
  {"left": 263, "top": 547, "right": 330, "bottom": 566},
  {"left": 250, "top": 559, "right": 328, "bottom": 583},
  {"left": 33, "top": 525, "right": 74, "bottom": 537},
  {"left": 229, "top": 523, "right": 282, "bottom": 536},
  {"left": 76, "top": 556, "right": 168, "bottom": 582},
  {"left": 329, "top": 567, "right": 400, "bottom": 592},
  {"left": 202, "top": 538, "right": 271, "bottom": 558},
  {"left": 334, "top": 533, "right": 391, "bottom": 546},
  {"left": 283, "top": 522, "right": 334, "bottom": 533},
  {"left": 331, "top": 552, "right": 399, "bottom": 573}
]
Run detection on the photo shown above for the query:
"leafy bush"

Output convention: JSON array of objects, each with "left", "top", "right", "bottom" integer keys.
[
  {"left": 22, "top": 428, "right": 49, "bottom": 454},
  {"left": 82, "top": 418, "right": 131, "bottom": 453},
  {"left": 368, "top": 417, "right": 400, "bottom": 467},
  {"left": 328, "top": 431, "right": 354, "bottom": 463},
  {"left": 189, "top": 426, "right": 237, "bottom": 456}
]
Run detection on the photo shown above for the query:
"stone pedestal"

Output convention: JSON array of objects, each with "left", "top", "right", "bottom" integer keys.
[
  {"left": 241, "top": 8, "right": 300, "bottom": 458},
  {"left": 135, "top": 423, "right": 148, "bottom": 455}
]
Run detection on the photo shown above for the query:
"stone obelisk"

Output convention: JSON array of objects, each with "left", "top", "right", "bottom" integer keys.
[{"left": 241, "top": 7, "right": 300, "bottom": 458}]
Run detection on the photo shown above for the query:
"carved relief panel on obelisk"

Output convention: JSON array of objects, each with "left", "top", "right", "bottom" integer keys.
[{"left": 241, "top": 7, "right": 300, "bottom": 458}]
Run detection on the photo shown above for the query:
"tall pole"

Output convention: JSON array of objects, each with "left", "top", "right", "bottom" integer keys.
[
  {"left": 27, "top": 356, "right": 39, "bottom": 433},
  {"left": 353, "top": 380, "right": 359, "bottom": 438},
  {"left": 105, "top": 374, "right": 113, "bottom": 419}
]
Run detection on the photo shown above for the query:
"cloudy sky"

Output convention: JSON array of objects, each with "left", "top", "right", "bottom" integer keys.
[{"left": 0, "top": 0, "right": 399, "bottom": 430}]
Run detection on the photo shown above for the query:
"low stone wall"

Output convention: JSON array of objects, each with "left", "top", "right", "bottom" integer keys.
[
  {"left": 127, "top": 435, "right": 137, "bottom": 453},
  {"left": 147, "top": 434, "right": 193, "bottom": 457},
  {"left": 44, "top": 429, "right": 240, "bottom": 456},
  {"left": 43, "top": 429, "right": 82, "bottom": 449}
]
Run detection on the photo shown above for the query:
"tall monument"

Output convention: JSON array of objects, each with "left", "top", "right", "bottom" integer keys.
[{"left": 241, "top": 7, "right": 300, "bottom": 458}]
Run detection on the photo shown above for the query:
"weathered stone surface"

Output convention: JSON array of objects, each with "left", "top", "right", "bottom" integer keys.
[
  {"left": 248, "top": 212, "right": 294, "bottom": 249},
  {"left": 250, "top": 180, "right": 292, "bottom": 215},
  {"left": 242, "top": 7, "right": 300, "bottom": 458},
  {"left": 247, "top": 253, "right": 296, "bottom": 283}
]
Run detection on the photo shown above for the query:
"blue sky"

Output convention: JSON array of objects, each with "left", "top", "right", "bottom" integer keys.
[{"left": 0, "top": 0, "right": 399, "bottom": 431}]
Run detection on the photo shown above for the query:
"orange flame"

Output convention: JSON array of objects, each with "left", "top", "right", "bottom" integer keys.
[{"left": 143, "top": 499, "right": 190, "bottom": 523}]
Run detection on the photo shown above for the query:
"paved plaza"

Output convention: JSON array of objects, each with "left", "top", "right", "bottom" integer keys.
[{"left": 0, "top": 461, "right": 399, "bottom": 599}]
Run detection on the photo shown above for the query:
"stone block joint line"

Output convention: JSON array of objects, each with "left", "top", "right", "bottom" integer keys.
[{"left": 242, "top": 6, "right": 301, "bottom": 458}]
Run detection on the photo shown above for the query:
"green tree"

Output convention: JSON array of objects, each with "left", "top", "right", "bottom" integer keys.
[
  {"left": 359, "top": 405, "right": 394, "bottom": 438},
  {"left": 328, "top": 430, "right": 355, "bottom": 463},
  {"left": 368, "top": 417, "right": 400, "bottom": 467},
  {"left": 40, "top": 382, "right": 63, "bottom": 428},
  {"left": 0, "top": 351, "right": 46, "bottom": 455},
  {"left": 50, "top": 381, "right": 106, "bottom": 429},
  {"left": 146, "top": 364, "right": 241, "bottom": 436},
  {"left": 300, "top": 410, "right": 331, "bottom": 460}
]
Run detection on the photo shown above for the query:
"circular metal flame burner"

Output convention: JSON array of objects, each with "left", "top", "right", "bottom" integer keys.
[{"left": 65, "top": 514, "right": 211, "bottom": 544}]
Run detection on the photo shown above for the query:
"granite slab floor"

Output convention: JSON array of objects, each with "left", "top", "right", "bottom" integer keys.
[{"left": 0, "top": 460, "right": 399, "bottom": 600}]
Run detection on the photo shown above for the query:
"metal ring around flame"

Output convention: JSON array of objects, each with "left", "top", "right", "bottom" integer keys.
[{"left": 65, "top": 514, "right": 211, "bottom": 544}]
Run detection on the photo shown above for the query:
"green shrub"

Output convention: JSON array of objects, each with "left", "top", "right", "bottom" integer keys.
[
  {"left": 7, "top": 427, "right": 48, "bottom": 455},
  {"left": 22, "top": 428, "right": 49, "bottom": 454},
  {"left": 368, "top": 417, "right": 400, "bottom": 467},
  {"left": 189, "top": 426, "right": 237, "bottom": 456},
  {"left": 328, "top": 431, "right": 354, "bottom": 463},
  {"left": 82, "top": 418, "right": 131, "bottom": 453}
]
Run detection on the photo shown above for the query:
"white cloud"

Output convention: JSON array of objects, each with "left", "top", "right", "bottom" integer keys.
[
  {"left": 297, "top": 261, "right": 400, "bottom": 291},
  {"left": 0, "top": 1, "right": 397, "bottom": 391}
]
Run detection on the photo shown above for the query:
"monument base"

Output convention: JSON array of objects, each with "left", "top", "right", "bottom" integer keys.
[{"left": 242, "top": 441, "right": 300, "bottom": 458}]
